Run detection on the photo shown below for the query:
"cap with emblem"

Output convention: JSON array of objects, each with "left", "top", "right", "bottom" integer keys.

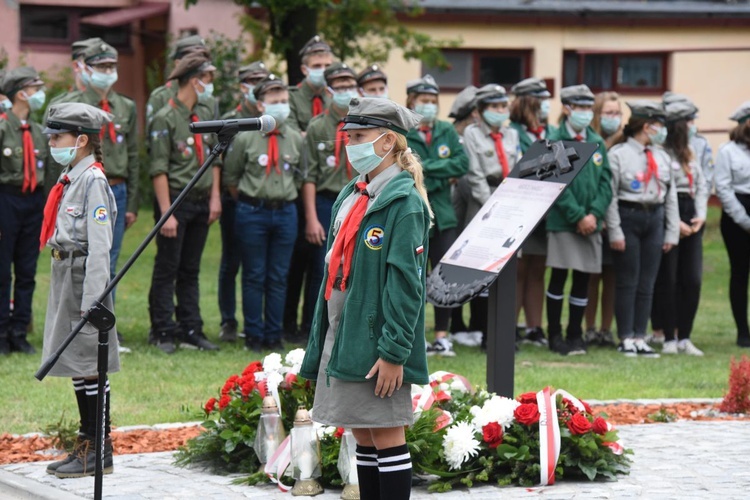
[
  {"left": 1, "top": 67, "right": 44, "bottom": 98},
  {"left": 71, "top": 37, "right": 103, "bottom": 60},
  {"left": 167, "top": 52, "right": 216, "bottom": 81},
  {"left": 511, "top": 77, "right": 551, "bottom": 98},
  {"left": 449, "top": 85, "right": 478, "bottom": 121},
  {"left": 560, "top": 84, "right": 595, "bottom": 106},
  {"left": 341, "top": 97, "right": 422, "bottom": 136},
  {"left": 238, "top": 61, "right": 269, "bottom": 82},
  {"left": 82, "top": 42, "right": 118, "bottom": 65},
  {"left": 626, "top": 100, "right": 667, "bottom": 122},
  {"left": 170, "top": 35, "right": 206, "bottom": 60},
  {"left": 357, "top": 64, "right": 388, "bottom": 86},
  {"left": 665, "top": 100, "right": 698, "bottom": 123},
  {"left": 43, "top": 102, "right": 114, "bottom": 134},
  {"left": 729, "top": 101, "right": 750, "bottom": 124},
  {"left": 253, "top": 74, "right": 288, "bottom": 100},
  {"left": 324, "top": 62, "right": 356, "bottom": 85},
  {"left": 406, "top": 74, "right": 439, "bottom": 95},
  {"left": 474, "top": 84, "right": 508, "bottom": 106},
  {"left": 299, "top": 35, "right": 332, "bottom": 57}
]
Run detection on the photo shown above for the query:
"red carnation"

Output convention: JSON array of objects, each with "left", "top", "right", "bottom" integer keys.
[
  {"left": 517, "top": 392, "right": 537, "bottom": 405},
  {"left": 334, "top": 427, "right": 345, "bottom": 439},
  {"left": 241, "top": 377, "right": 256, "bottom": 397},
  {"left": 581, "top": 400, "right": 593, "bottom": 414},
  {"left": 204, "top": 397, "right": 217, "bottom": 414},
  {"left": 243, "top": 361, "right": 263, "bottom": 376},
  {"left": 566, "top": 412, "right": 593, "bottom": 435},
  {"left": 514, "top": 403, "right": 541, "bottom": 426},
  {"left": 222, "top": 374, "right": 240, "bottom": 395},
  {"left": 482, "top": 422, "right": 503, "bottom": 448},
  {"left": 218, "top": 394, "right": 231, "bottom": 410},
  {"left": 562, "top": 398, "right": 580, "bottom": 414},
  {"left": 592, "top": 417, "right": 609, "bottom": 435}
]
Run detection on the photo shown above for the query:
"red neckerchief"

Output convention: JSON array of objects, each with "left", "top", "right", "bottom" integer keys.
[
  {"left": 20, "top": 123, "right": 38, "bottom": 192},
  {"left": 265, "top": 130, "right": 281, "bottom": 175},
  {"left": 99, "top": 99, "right": 116, "bottom": 143},
  {"left": 644, "top": 148, "right": 662, "bottom": 196},
  {"left": 489, "top": 131, "right": 509, "bottom": 178},
  {"left": 419, "top": 125, "right": 432, "bottom": 146}
]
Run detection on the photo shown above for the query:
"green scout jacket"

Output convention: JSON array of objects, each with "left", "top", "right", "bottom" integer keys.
[
  {"left": 510, "top": 121, "right": 557, "bottom": 154},
  {"left": 146, "top": 81, "right": 218, "bottom": 125},
  {"left": 0, "top": 110, "right": 49, "bottom": 188},
  {"left": 303, "top": 106, "right": 354, "bottom": 194},
  {"left": 545, "top": 121, "right": 613, "bottom": 233},
  {"left": 222, "top": 123, "right": 302, "bottom": 201},
  {"left": 406, "top": 119, "right": 468, "bottom": 232},
  {"left": 148, "top": 96, "right": 219, "bottom": 194},
  {"left": 300, "top": 170, "right": 431, "bottom": 386},
  {"left": 287, "top": 82, "right": 331, "bottom": 133},
  {"left": 61, "top": 87, "right": 140, "bottom": 213}
]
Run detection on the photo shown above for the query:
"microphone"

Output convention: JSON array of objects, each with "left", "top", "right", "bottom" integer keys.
[{"left": 188, "top": 115, "right": 276, "bottom": 134}]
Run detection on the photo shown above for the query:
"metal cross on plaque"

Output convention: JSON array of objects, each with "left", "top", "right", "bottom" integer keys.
[{"left": 518, "top": 140, "right": 580, "bottom": 179}]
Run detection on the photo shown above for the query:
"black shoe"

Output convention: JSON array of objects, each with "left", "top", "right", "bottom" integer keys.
[
  {"left": 55, "top": 436, "right": 114, "bottom": 478},
  {"left": 264, "top": 339, "right": 284, "bottom": 352},
  {"left": 549, "top": 335, "right": 569, "bottom": 355},
  {"left": 0, "top": 334, "right": 10, "bottom": 355},
  {"left": 524, "top": 327, "right": 548, "bottom": 347},
  {"left": 245, "top": 338, "right": 263, "bottom": 353},
  {"left": 46, "top": 434, "right": 86, "bottom": 474},
  {"left": 738, "top": 336, "right": 750, "bottom": 348},
  {"left": 567, "top": 337, "right": 587, "bottom": 356},
  {"left": 219, "top": 322, "right": 238, "bottom": 343},
  {"left": 155, "top": 330, "right": 177, "bottom": 354},
  {"left": 9, "top": 332, "right": 36, "bottom": 354},
  {"left": 181, "top": 329, "right": 219, "bottom": 351}
]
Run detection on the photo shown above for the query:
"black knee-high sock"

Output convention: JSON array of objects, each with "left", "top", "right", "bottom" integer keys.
[
  {"left": 546, "top": 268, "right": 568, "bottom": 338},
  {"left": 377, "top": 444, "right": 412, "bottom": 500},
  {"left": 356, "top": 445, "right": 380, "bottom": 500},
  {"left": 567, "top": 271, "right": 590, "bottom": 339},
  {"left": 84, "top": 377, "right": 111, "bottom": 438},
  {"left": 73, "top": 378, "right": 87, "bottom": 435}
]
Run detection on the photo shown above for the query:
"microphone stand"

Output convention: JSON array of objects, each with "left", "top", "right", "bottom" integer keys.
[{"left": 35, "top": 122, "right": 243, "bottom": 500}]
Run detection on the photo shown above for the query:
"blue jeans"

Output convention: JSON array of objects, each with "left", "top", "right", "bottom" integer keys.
[
  {"left": 109, "top": 182, "right": 127, "bottom": 302},
  {"left": 218, "top": 193, "right": 241, "bottom": 326},
  {"left": 235, "top": 200, "right": 298, "bottom": 343},
  {"left": 308, "top": 194, "right": 336, "bottom": 314}
]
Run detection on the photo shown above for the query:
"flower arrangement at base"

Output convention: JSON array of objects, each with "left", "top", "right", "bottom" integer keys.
[{"left": 176, "top": 351, "right": 631, "bottom": 492}]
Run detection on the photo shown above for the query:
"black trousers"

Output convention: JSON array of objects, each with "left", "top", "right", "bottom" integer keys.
[
  {"left": 721, "top": 194, "right": 750, "bottom": 339},
  {"left": 283, "top": 198, "right": 317, "bottom": 336},
  {"left": 148, "top": 197, "right": 210, "bottom": 333},
  {"left": 428, "top": 226, "right": 458, "bottom": 332},
  {"left": 651, "top": 195, "right": 704, "bottom": 340}
]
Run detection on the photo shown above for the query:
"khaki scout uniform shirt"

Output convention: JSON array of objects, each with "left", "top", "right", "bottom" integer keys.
[
  {"left": 60, "top": 86, "right": 140, "bottom": 213},
  {"left": 463, "top": 120, "right": 521, "bottom": 206},
  {"left": 303, "top": 106, "right": 353, "bottom": 194},
  {"left": 223, "top": 123, "right": 302, "bottom": 201},
  {"left": 146, "top": 81, "right": 218, "bottom": 125},
  {"left": 221, "top": 100, "right": 260, "bottom": 120},
  {"left": 605, "top": 137, "right": 680, "bottom": 245},
  {"left": 287, "top": 81, "right": 331, "bottom": 133},
  {"left": 148, "top": 96, "right": 219, "bottom": 195},
  {"left": 668, "top": 147, "right": 709, "bottom": 221},
  {"left": 715, "top": 141, "right": 750, "bottom": 231},
  {"left": 0, "top": 110, "right": 49, "bottom": 188}
]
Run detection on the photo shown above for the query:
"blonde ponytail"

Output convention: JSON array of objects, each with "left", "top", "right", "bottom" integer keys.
[{"left": 385, "top": 130, "right": 434, "bottom": 224}]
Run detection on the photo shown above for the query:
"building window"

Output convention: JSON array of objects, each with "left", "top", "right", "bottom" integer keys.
[
  {"left": 20, "top": 6, "right": 131, "bottom": 50},
  {"left": 423, "top": 49, "right": 531, "bottom": 92},
  {"left": 563, "top": 51, "right": 669, "bottom": 93}
]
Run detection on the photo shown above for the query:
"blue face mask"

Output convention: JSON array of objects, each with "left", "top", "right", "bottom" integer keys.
[
  {"left": 345, "top": 133, "right": 393, "bottom": 176},
  {"left": 649, "top": 124, "right": 668, "bottom": 146},
  {"left": 482, "top": 110, "right": 509, "bottom": 128},
  {"left": 194, "top": 80, "right": 214, "bottom": 103},
  {"left": 415, "top": 103, "right": 438, "bottom": 123},
  {"left": 50, "top": 137, "right": 81, "bottom": 167},
  {"left": 569, "top": 110, "right": 594, "bottom": 131},
  {"left": 242, "top": 84, "right": 257, "bottom": 105},
  {"left": 600, "top": 116, "right": 621, "bottom": 136},
  {"left": 263, "top": 102, "right": 290, "bottom": 125},
  {"left": 1, "top": 99, "right": 11, "bottom": 111},
  {"left": 332, "top": 90, "right": 358, "bottom": 108},
  {"left": 89, "top": 69, "right": 118, "bottom": 90},
  {"left": 306, "top": 67, "right": 326, "bottom": 87},
  {"left": 360, "top": 87, "right": 389, "bottom": 100},
  {"left": 77, "top": 62, "right": 90, "bottom": 87},
  {"left": 688, "top": 123, "right": 698, "bottom": 140},
  {"left": 23, "top": 90, "right": 46, "bottom": 112},
  {"left": 539, "top": 99, "right": 551, "bottom": 119}
]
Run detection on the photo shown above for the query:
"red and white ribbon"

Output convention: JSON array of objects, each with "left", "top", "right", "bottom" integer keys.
[
  {"left": 264, "top": 435, "right": 292, "bottom": 492},
  {"left": 536, "top": 387, "right": 559, "bottom": 486}
]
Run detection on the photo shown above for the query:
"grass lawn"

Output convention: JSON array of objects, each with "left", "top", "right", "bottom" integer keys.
[{"left": 1, "top": 205, "right": 744, "bottom": 434}]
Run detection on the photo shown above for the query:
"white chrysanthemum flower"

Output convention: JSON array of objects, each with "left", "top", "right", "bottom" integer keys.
[
  {"left": 449, "top": 378, "right": 469, "bottom": 393},
  {"left": 470, "top": 395, "right": 520, "bottom": 431},
  {"left": 285, "top": 348, "right": 306, "bottom": 369},
  {"left": 442, "top": 421, "right": 481, "bottom": 470},
  {"left": 263, "top": 352, "right": 283, "bottom": 373}
]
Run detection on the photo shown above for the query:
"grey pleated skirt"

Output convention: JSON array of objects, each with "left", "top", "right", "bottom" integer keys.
[
  {"left": 521, "top": 224, "right": 548, "bottom": 256},
  {"left": 311, "top": 284, "right": 413, "bottom": 429},
  {"left": 546, "top": 231, "right": 603, "bottom": 274}
]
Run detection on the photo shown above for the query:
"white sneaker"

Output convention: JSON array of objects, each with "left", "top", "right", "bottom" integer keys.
[
  {"left": 662, "top": 340, "right": 678, "bottom": 354},
  {"left": 426, "top": 337, "right": 456, "bottom": 357},
  {"left": 450, "top": 332, "right": 475, "bottom": 347},
  {"left": 633, "top": 338, "right": 660, "bottom": 358},
  {"left": 617, "top": 338, "right": 637, "bottom": 357},
  {"left": 678, "top": 339, "right": 704, "bottom": 356},
  {"left": 118, "top": 345, "right": 132, "bottom": 354},
  {"left": 645, "top": 333, "right": 665, "bottom": 345}
]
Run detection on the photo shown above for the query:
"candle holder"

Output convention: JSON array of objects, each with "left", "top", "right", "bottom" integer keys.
[
  {"left": 254, "top": 395, "right": 286, "bottom": 464},
  {"left": 290, "top": 406, "right": 324, "bottom": 496},
  {"left": 337, "top": 430, "right": 360, "bottom": 500}
]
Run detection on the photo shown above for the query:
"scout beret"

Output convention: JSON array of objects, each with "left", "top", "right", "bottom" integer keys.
[
  {"left": 511, "top": 77, "right": 551, "bottom": 98},
  {"left": 238, "top": 61, "right": 269, "bottom": 82},
  {"left": 1, "top": 67, "right": 44, "bottom": 98},
  {"left": 43, "top": 102, "right": 113, "bottom": 134},
  {"left": 342, "top": 97, "right": 422, "bottom": 136},
  {"left": 253, "top": 74, "right": 287, "bottom": 100},
  {"left": 626, "top": 100, "right": 667, "bottom": 122},
  {"left": 324, "top": 62, "right": 357, "bottom": 85},
  {"left": 170, "top": 35, "right": 206, "bottom": 60},
  {"left": 665, "top": 100, "right": 698, "bottom": 123},
  {"left": 82, "top": 41, "right": 118, "bottom": 65},
  {"left": 357, "top": 64, "right": 388, "bottom": 86},
  {"left": 449, "top": 85, "right": 478, "bottom": 121},
  {"left": 71, "top": 37, "right": 103, "bottom": 60},
  {"left": 729, "top": 101, "right": 750, "bottom": 123},
  {"left": 560, "top": 84, "right": 595, "bottom": 106},
  {"left": 167, "top": 52, "right": 216, "bottom": 81},
  {"left": 474, "top": 84, "right": 508, "bottom": 106},
  {"left": 299, "top": 35, "right": 331, "bottom": 57},
  {"left": 406, "top": 74, "right": 439, "bottom": 95}
]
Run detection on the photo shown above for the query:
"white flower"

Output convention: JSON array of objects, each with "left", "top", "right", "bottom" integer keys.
[
  {"left": 285, "top": 348, "right": 306, "bottom": 372},
  {"left": 470, "top": 395, "right": 519, "bottom": 431},
  {"left": 449, "top": 378, "right": 470, "bottom": 393},
  {"left": 263, "top": 353, "right": 283, "bottom": 373},
  {"left": 442, "top": 421, "right": 481, "bottom": 470}
]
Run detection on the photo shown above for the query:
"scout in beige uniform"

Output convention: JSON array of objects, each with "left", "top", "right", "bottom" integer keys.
[
  {"left": 605, "top": 100, "right": 679, "bottom": 358},
  {"left": 40, "top": 103, "right": 119, "bottom": 478},
  {"left": 287, "top": 35, "right": 333, "bottom": 133},
  {"left": 0, "top": 67, "right": 49, "bottom": 355},
  {"left": 217, "top": 61, "right": 270, "bottom": 343},
  {"left": 148, "top": 52, "right": 221, "bottom": 354},
  {"left": 223, "top": 74, "right": 303, "bottom": 352}
]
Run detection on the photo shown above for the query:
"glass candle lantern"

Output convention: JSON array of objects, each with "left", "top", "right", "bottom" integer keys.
[
  {"left": 337, "top": 429, "right": 360, "bottom": 500},
  {"left": 254, "top": 395, "right": 286, "bottom": 464},
  {"left": 290, "top": 406, "right": 323, "bottom": 496}
]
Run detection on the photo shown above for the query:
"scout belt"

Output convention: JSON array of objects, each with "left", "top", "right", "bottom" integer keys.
[
  {"left": 51, "top": 249, "right": 88, "bottom": 261},
  {"left": 486, "top": 175, "right": 502, "bottom": 187},
  {"left": 237, "top": 193, "right": 291, "bottom": 210},
  {"left": 618, "top": 200, "right": 662, "bottom": 212}
]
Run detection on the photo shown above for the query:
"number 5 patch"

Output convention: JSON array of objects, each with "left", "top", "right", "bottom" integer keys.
[{"left": 364, "top": 225, "right": 384, "bottom": 250}]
